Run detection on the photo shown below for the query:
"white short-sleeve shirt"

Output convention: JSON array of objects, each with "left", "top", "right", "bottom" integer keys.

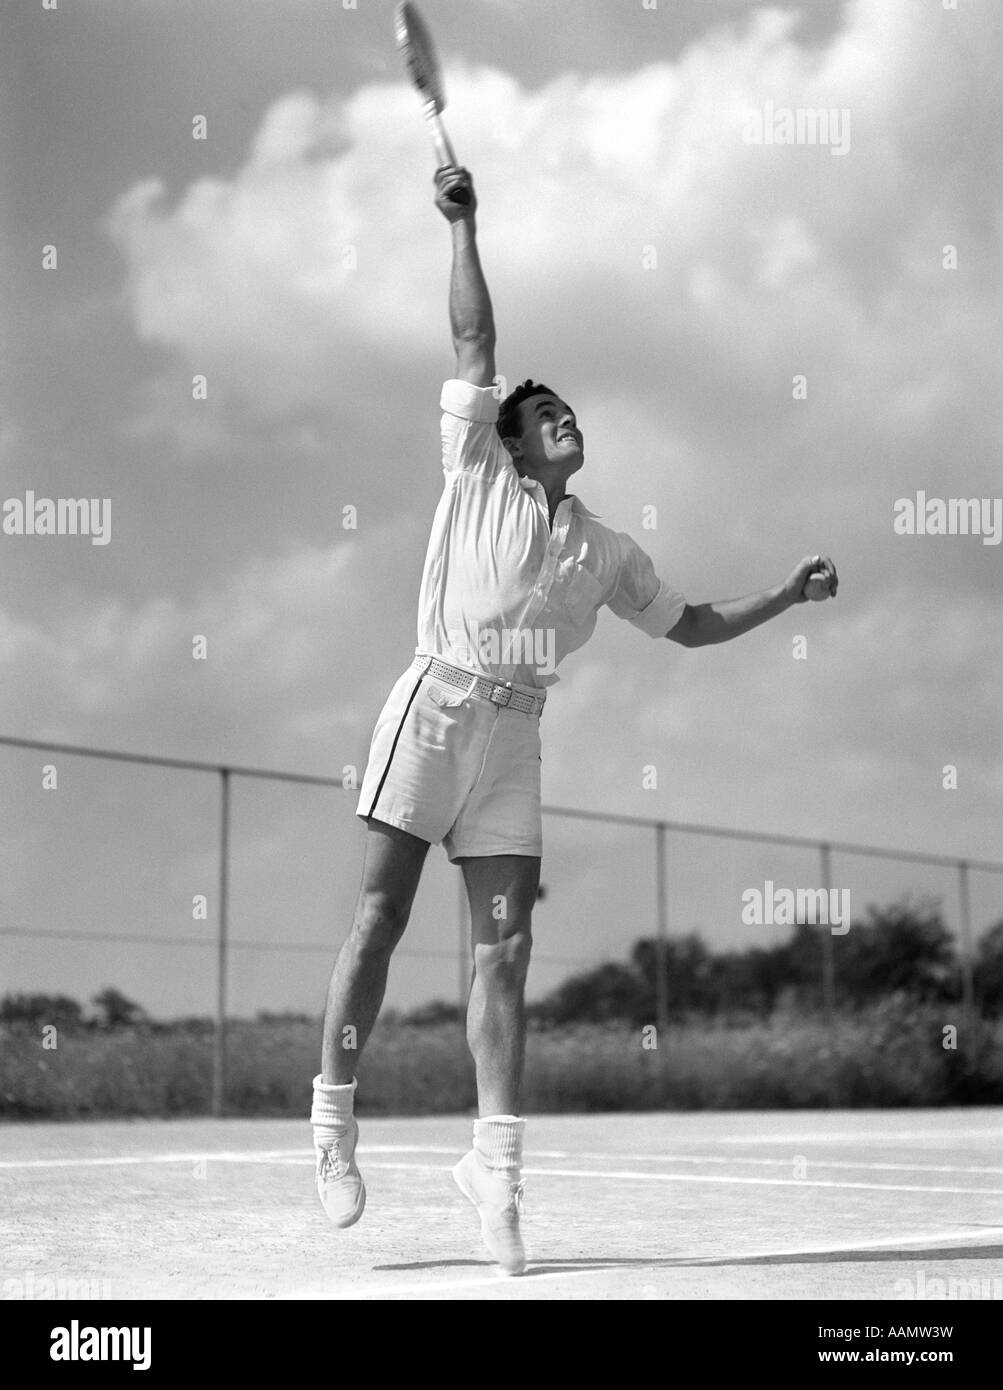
[{"left": 413, "top": 379, "right": 687, "bottom": 689}]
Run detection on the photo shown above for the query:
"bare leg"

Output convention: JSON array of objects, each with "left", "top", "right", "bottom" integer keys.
[
  {"left": 321, "top": 819, "right": 429, "bottom": 1083},
  {"left": 459, "top": 854, "right": 540, "bottom": 1116}
]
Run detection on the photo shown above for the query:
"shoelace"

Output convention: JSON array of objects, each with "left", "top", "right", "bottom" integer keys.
[
  {"left": 318, "top": 1140, "right": 347, "bottom": 1180},
  {"left": 503, "top": 1179, "right": 526, "bottom": 1217}
]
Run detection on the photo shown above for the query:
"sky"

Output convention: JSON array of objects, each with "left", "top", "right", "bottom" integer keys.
[{"left": 2, "top": 0, "right": 1001, "bottom": 1019}]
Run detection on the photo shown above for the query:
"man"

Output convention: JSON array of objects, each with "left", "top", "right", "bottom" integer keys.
[{"left": 311, "top": 165, "right": 839, "bottom": 1276}]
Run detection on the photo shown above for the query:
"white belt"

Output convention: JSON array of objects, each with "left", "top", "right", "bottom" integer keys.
[{"left": 412, "top": 655, "right": 546, "bottom": 718}]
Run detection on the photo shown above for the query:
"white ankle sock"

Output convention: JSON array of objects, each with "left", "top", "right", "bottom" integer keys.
[
  {"left": 473, "top": 1115, "right": 525, "bottom": 1170},
  {"left": 311, "top": 1075, "right": 356, "bottom": 1145}
]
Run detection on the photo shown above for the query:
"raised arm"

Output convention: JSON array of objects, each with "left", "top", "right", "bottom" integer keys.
[{"left": 434, "top": 166, "right": 496, "bottom": 388}]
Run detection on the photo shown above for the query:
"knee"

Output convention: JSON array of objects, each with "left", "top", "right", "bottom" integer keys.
[
  {"left": 351, "top": 890, "right": 408, "bottom": 955},
  {"left": 473, "top": 926, "right": 533, "bottom": 990}
]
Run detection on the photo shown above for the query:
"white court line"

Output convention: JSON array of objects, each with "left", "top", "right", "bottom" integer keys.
[
  {"left": 6, "top": 1147, "right": 1003, "bottom": 1190},
  {"left": 356, "top": 1161, "right": 1003, "bottom": 1197},
  {"left": 525, "top": 1165, "right": 1003, "bottom": 1197},
  {"left": 284, "top": 1226, "right": 1003, "bottom": 1301},
  {"left": 361, "top": 1146, "right": 1003, "bottom": 1177},
  {"left": 718, "top": 1129, "right": 1003, "bottom": 1143},
  {"left": 531, "top": 1152, "right": 1003, "bottom": 1176},
  {"left": 0, "top": 1150, "right": 307, "bottom": 1170}
]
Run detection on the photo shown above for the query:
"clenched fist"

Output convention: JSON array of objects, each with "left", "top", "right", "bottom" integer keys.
[
  {"left": 785, "top": 554, "right": 839, "bottom": 603},
  {"left": 434, "top": 165, "right": 476, "bottom": 221}
]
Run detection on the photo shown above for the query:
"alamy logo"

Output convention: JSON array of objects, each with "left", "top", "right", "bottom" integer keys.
[
  {"left": 742, "top": 102, "right": 851, "bottom": 156},
  {"left": 742, "top": 881, "right": 851, "bottom": 934},
  {"left": 449, "top": 624, "right": 556, "bottom": 676},
  {"left": 893, "top": 492, "right": 1002, "bottom": 546},
  {"left": 50, "top": 1320, "right": 151, "bottom": 1370},
  {"left": 3, "top": 1274, "right": 111, "bottom": 1300},
  {"left": 2, "top": 491, "right": 111, "bottom": 546},
  {"left": 893, "top": 1271, "right": 1003, "bottom": 1300}
]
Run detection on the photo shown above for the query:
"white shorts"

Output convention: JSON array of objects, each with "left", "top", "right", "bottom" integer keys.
[{"left": 356, "top": 657, "right": 544, "bottom": 861}]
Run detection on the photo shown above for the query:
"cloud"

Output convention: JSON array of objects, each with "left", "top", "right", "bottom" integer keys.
[
  {"left": 542, "top": 578, "right": 1002, "bottom": 854},
  {"left": 81, "top": 0, "right": 1003, "bottom": 859},
  {"left": 0, "top": 517, "right": 419, "bottom": 768},
  {"left": 102, "top": 1, "right": 1001, "bottom": 460}
]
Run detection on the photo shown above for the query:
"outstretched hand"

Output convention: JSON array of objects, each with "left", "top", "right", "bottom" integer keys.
[
  {"left": 785, "top": 554, "right": 839, "bottom": 603},
  {"left": 434, "top": 165, "right": 477, "bottom": 221}
]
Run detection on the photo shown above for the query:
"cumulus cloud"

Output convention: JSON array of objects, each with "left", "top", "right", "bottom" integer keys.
[
  {"left": 0, "top": 518, "right": 419, "bottom": 768},
  {"left": 45, "top": 0, "right": 1003, "bottom": 857},
  {"left": 11, "top": 0, "right": 1003, "bottom": 1024},
  {"left": 543, "top": 578, "right": 1002, "bottom": 850},
  {"left": 102, "top": 0, "right": 1003, "bottom": 620},
  {"left": 104, "top": 0, "right": 1002, "bottom": 429}
]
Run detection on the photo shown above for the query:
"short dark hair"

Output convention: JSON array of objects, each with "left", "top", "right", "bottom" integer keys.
[{"left": 496, "top": 379, "right": 561, "bottom": 444}]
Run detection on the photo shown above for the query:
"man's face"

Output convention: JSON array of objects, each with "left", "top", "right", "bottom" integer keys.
[{"left": 508, "top": 394, "right": 584, "bottom": 476}]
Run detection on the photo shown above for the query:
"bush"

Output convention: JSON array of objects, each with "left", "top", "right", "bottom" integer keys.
[{"left": 3, "top": 1002, "right": 1002, "bottom": 1119}]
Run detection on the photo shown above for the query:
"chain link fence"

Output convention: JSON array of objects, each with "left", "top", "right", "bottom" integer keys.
[{"left": 3, "top": 735, "right": 1001, "bottom": 1114}]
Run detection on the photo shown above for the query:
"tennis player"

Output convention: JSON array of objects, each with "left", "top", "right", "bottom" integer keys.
[{"left": 311, "top": 165, "right": 838, "bottom": 1275}]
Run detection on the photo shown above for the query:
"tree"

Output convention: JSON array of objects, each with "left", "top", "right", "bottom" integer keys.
[
  {"left": 0, "top": 993, "right": 83, "bottom": 1026},
  {"left": 531, "top": 961, "right": 647, "bottom": 1024},
  {"left": 708, "top": 940, "right": 810, "bottom": 1018},
  {"left": 974, "top": 920, "right": 1003, "bottom": 1015},
  {"left": 528, "top": 898, "right": 965, "bottom": 1024},
  {"left": 632, "top": 935, "right": 716, "bottom": 1019},
  {"left": 91, "top": 987, "right": 146, "bottom": 1029},
  {"left": 833, "top": 898, "right": 958, "bottom": 1005}
]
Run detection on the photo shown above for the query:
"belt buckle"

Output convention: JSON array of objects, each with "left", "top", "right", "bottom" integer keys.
[{"left": 490, "top": 682, "right": 513, "bottom": 707}]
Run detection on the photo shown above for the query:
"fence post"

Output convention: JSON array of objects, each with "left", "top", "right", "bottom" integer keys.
[
  {"left": 654, "top": 823, "right": 669, "bottom": 1037},
  {"left": 957, "top": 860, "right": 975, "bottom": 1050},
  {"left": 819, "top": 841, "right": 837, "bottom": 1106},
  {"left": 819, "top": 842, "right": 835, "bottom": 1022},
  {"left": 212, "top": 767, "right": 231, "bottom": 1119}
]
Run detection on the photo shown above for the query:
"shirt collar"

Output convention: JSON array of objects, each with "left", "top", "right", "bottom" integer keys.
[{"left": 517, "top": 475, "right": 601, "bottom": 519}]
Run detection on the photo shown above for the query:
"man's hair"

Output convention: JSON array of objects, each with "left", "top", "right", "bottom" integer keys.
[{"left": 496, "top": 379, "right": 560, "bottom": 444}]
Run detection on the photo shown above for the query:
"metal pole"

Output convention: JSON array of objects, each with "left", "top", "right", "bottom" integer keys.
[
  {"left": 457, "top": 869, "right": 469, "bottom": 1021},
  {"left": 957, "top": 860, "right": 975, "bottom": 1048},
  {"left": 819, "top": 842, "right": 835, "bottom": 1022},
  {"left": 819, "top": 842, "right": 837, "bottom": 1107},
  {"left": 654, "top": 823, "right": 669, "bottom": 1037},
  {"left": 212, "top": 767, "right": 231, "bottom": 1118}
]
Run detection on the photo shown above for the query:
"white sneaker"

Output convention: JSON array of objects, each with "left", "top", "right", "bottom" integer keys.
[
  {"left": 315, "top": 1117, "right": 366, "bottom": 1229},
  {"left": 452, "top": 1148, "right": 527, "bottom": 1275}
]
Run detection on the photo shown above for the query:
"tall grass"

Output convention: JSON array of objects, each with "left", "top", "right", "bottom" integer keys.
[{"left": 2, "top": 1001, "right": 1001, "bottom": 1120}]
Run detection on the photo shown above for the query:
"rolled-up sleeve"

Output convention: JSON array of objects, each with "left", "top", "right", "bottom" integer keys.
[
  {"left": 607, "top": 532, "right": 687, "bottom": 638},
  {"left": 440, "top": 379, "right": 511, "bottom": 480}
]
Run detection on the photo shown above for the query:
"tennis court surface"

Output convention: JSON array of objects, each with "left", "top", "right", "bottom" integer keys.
[{"left": 3, "top": 1109, "right": 1002, "bottom": 1301}]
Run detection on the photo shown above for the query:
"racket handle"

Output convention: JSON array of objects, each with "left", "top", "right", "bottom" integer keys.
[{"left": 427, "top": 109, "right": 470, "bottom": 204}]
